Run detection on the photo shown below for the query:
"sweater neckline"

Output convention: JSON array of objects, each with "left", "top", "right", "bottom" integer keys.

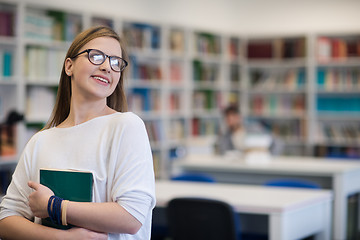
[{"left": 54, "top": 112, "right": 120, "bottom": 130}]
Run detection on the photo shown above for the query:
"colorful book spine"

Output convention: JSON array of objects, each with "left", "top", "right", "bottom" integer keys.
[
  {"left": 0, "top": 8, "right": 14, "bottom": 37},
  {"left": 2, "top": 51, "right": 12, "bottom": 77}
]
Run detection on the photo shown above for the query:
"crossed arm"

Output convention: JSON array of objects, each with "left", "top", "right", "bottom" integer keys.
[{"left": 0, "top": 181, "right": 141, "bottom": 240}]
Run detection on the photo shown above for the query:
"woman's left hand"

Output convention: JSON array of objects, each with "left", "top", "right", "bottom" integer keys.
[{"left": 28, "top": 181, "right": 54, "bottom": 218}]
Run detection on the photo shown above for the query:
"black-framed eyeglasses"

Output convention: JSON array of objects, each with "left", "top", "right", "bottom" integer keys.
[{"left": 71, "top": 49, "right": 128, "bottom": 72}]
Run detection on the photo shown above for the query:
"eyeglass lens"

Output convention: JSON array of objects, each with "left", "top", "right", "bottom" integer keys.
[{"left": 88, "top": 49, "right": 126, "bottom": 72}]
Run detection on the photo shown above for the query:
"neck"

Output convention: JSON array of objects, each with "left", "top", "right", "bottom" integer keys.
[{"left": 60, "top": 98, "right": 115, "bottom": 127}]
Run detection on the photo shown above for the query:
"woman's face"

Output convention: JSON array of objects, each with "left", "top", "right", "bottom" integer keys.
[{"left": 65, "top": 37, "right": 122, "bottom": 103}]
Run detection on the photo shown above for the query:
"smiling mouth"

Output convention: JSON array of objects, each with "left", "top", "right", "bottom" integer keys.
[{"left": 92, "top": 76, "right": 110, "bottom": 84}]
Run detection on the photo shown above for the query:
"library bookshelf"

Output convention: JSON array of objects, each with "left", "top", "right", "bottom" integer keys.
[{"left": 0, "top": 1, "right": 359, "bottom": 188}]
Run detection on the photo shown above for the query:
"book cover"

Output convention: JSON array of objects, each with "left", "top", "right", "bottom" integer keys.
[{"left": 39, "top": 168, "right": 93, "bottom": 229}]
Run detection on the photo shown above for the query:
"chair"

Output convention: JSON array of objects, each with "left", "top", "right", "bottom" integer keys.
[
  {"left": 264, "top": 178, "right": 320, "bottom": 189},
  {"left": 170, "top": 173, "right": 216, "bottom": 183},
  {"left": 152, "top": 173, "right": 216, "bottom": 240},
  {"left": 167, "top": 197, "right": 241, "bottom": 240}
]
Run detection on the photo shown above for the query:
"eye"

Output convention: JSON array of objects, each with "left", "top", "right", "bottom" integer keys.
[
  {"left": 89, "top": 50, "right": 105, "bottom": 64},
  {"left": 110, "top": 58, "right": 120, "bottom": 67},
  {"left": 92, "top": 54, "right": 104, "bottom": 63}
]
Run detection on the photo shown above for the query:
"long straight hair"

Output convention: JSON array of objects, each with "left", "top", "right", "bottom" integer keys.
[{"left": 44, "top": 26, "right": 129, "bottom": 129}]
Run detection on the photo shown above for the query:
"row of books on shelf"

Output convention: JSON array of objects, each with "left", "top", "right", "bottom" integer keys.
[
  {"left": 167, "top": 119, "right": 186, "bottom": 141},
  {"left": 0, "top": 6, "right": 14, "bottom": 37},
  {"left": 25, "top": 46, "right": 66, "bottom": 82},
  {"left": 193, "top": 60, "right": 220, "bottom": 82},
  {"left": 255, "top": 119, "right": 306, "bottom": 140},
  {"left": 247, "top": 38, "right": 306, "bottom": 59},
  {"left": 194, "top": 32, "right": 221, "bottom": 55},
  {"left": 123, "top": 23, "right": 161, "bottom": 50},
  {"left": 317, "top": 37, "right": 360, "bottom": 62},
  {"left": 0, "top": 50, "right": 12, "bottom": 78},
  {"left": 316, "top": 123, "right": 360, "bottom": 144},
  {"left": 315, "top": 145, "right": 360, "bottom": 159},
  {"left": 317, "top": 96, "right": 360, "bottom": 113},
  {"left": 25, "top": 8, "right": 82, "bottom": 42},
  {"left": 129, "top": 56, "right": 162, "bottom": 80},
  {"left": 250, "top": 69, "right": 306, "bottom": 91},
  {"left": 191, "top": 118, "right": 218, "bottom": 137},
  {"left": 317, "top": 68, "right": 360, "bottom": 91},
  {"left": 144, "top": 120, "right": 163, "bottom": 143},
  {"left": 250, "top": 95, "right": 305, "bottom": 116},
  {"left": 26, "top": 87, "right": 55, "bottom": 122},
  {"left": 193, "top": 90, "right": 221, "bottom": 111},
  {"left": 127, "top": 88, "right": 160, "bottom": 112}
]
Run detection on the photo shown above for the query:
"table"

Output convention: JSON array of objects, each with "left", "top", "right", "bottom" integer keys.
[
  {"left": 156, "top": 180, "right": 332, "bottom": 240},
  {"left": 175, "top": 154, "right": 360, "bottom": 240}
]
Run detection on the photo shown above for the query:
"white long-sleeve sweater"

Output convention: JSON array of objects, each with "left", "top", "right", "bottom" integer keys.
[{"left": 0, "top": 112, "right": 156, "bottom": 240}]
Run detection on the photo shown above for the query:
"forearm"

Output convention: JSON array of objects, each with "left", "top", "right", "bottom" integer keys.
[
  {"left": 0, "top": 216, "right": 64, "bottom": 240},
  {"left": 66, "top": 201, "right": 141, "bottom": 234}
]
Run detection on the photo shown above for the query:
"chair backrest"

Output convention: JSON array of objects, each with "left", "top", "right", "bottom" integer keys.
[
  {"left": 167, "top": 197, "right": 240, "bottom": 240},
  {"left": 264, "top": 178, "right": 320, "bottom": 189},
  {"left": 170, "top": 173, "right": 216, "bottom": 183}
]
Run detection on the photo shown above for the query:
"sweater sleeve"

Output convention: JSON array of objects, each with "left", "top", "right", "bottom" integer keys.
[{"left": 110, "top": 113, "right": 156, "bottom": 225}]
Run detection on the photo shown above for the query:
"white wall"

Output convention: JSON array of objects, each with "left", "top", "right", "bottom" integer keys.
[{"left": 19, "top": 0, "right": 360, "bottom": 35}]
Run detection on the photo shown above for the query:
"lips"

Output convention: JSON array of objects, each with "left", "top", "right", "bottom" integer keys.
[{"left": 92, "top": 75, "right": 110, "bottom": 84}]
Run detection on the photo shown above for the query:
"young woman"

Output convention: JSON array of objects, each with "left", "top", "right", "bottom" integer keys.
[{"left": 0, "top": 26, "right": 156, "bottom": 240}]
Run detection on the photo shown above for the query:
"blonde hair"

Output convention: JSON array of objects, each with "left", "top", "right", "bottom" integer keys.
[{"left": 44, "top": 26, "right": 128, "bottom": 129}]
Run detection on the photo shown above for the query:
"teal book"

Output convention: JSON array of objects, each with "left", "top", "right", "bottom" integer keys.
[{"left": 39, "top": 168, "right": 93, "bottom": 229}]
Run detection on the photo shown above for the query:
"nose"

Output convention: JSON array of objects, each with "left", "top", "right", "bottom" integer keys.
[{"left": 99, "top": 57, "right": 111, "bottom": 73}]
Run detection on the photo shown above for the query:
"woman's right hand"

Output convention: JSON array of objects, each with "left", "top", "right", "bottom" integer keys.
[{"left": 62, "top": 227, "right": 108, "bottom": 240}]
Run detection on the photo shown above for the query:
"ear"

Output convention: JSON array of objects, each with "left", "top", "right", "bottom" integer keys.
[{"left": 64, "top": 58, "right": 73, "bottom": 76}]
